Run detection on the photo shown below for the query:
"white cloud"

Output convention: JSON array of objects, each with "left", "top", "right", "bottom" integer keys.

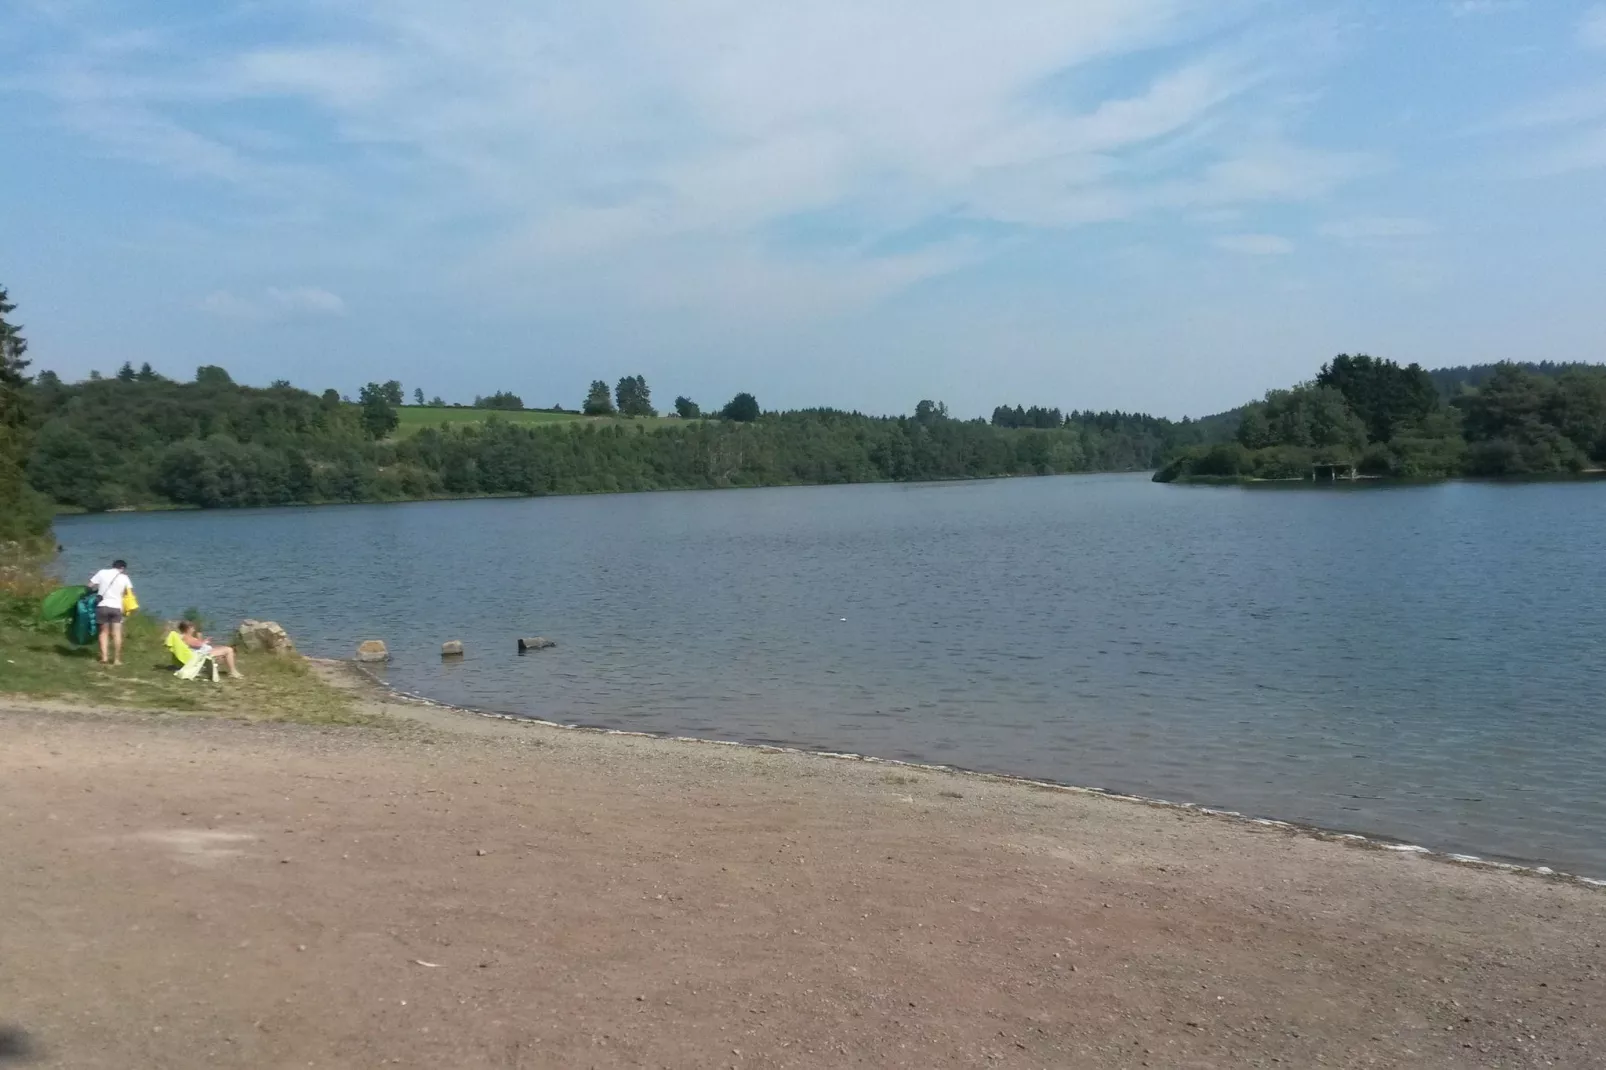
[
  {"left": 18, "top": 0, "right": 1364, "bottom": 317},
  {"left": 201, "top": 287, "right": 347, "bottom": 320},
  {"left": 1318, "top": 216, "right": 1434, "bottom": 244},
  {"left": 1581, "top": 6, "right": 1606, "bottom": 50},
  {"left": 1214, "top": 233, "right": 1294, "bottom": 255}
]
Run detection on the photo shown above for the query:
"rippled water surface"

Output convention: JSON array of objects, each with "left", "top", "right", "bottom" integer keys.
[{"left": 55, "top": 475, "right": 1606, "bottom": 875}]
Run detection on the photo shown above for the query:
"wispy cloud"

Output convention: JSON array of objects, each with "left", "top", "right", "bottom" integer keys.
[
  {"left": 1581, "top": 6, "right": 1606, "bottom": 49},
  {"left": 1480, "top": 82, "right": 1606, "bottom": 132},
  {"left": 1214, "top": 233, "right": 1294, "bottom": 255},
  {"left": 8, "top": 0, "right": 1365, "bottom": 317},
  {"left": 201, "top": 287, "right": 346, "bottom": 321},
  {"left": 1475, "top": 79, "right": 1606, "bottom": 177},
  {"left": 1448, "top": 0, "right": 1526, "bottom": 15},
  {"left": 1318, "top": 216, "right": 1434, "bottom": 245}
]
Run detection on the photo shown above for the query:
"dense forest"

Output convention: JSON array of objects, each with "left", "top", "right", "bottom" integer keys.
[
  {"left": 13, "top": 356, "right": 1224, "bottom": 512},
  {"left": 1156, "top": 355, "right": 1606, "bottom": 483}
]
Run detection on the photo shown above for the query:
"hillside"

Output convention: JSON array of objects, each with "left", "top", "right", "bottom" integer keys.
[{"left": 20, "top": 371, "right": 1219, "bottom": 511}]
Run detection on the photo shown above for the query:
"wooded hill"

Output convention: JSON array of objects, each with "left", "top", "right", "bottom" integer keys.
[{"left": 17, "top": 369, "right": 1226, "bottom": 511}]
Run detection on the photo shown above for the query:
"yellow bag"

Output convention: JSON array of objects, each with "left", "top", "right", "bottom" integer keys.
[{"left": 122, "top": 587, "right": 139, "bottom": 615}]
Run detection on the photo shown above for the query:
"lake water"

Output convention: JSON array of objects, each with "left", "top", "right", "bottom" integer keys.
[{"left": 53, "top": 474, "right": 1606, "bottom": 877}]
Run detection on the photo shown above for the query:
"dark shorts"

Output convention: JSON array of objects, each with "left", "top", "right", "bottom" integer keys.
[{"left": 95, "top": 606, "right": 125, "bottom": 626}]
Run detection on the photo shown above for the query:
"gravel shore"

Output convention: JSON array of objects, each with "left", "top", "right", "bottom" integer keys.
[{"left": 2, "top": 691, "right": 1602, "bottom": 1069}]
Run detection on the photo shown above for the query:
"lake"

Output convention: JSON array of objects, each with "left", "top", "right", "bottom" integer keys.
[{"left": 54, "top": 474, "right": 1606, "bottom": 877}]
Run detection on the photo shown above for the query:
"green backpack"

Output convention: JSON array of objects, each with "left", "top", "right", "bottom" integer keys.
[{"left": 67, "top": 591, "right": 101, "bottom": 646}]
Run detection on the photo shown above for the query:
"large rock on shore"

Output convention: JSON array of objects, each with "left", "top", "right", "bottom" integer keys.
[
  {"left": 355, "top": 640, "right": 390, "bottom": 663},
  {"left": 236, "top": 620, "right": 295, "bottom": 655}
]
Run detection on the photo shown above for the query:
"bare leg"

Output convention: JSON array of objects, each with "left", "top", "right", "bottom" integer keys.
[
  {"left": 110, "top": 621, "right": 124, "bottom": 667},
  {"left": 97, "top": 624, "right": 110, "bottom": 665},
  {"left": 214, "top": 645, "right": 242, "bottom": 677}
]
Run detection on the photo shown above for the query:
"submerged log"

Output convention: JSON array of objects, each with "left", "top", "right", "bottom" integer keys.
[{"left": 517, "top": 637, "right": 556, "bottom": 653}]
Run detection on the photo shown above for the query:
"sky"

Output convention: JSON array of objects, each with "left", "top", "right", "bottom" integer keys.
[{"left": 2, "top": 0, "right": 1605, "bottom": 419}]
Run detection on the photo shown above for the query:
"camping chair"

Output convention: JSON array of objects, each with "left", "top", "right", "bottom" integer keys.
[{"left": 165, "top": 631, "right": 220, "bottom": 682}]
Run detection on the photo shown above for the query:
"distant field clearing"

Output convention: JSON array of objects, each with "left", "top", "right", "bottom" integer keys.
[{"left": 382, "top": 406, "right": 684, "bottom": 438}]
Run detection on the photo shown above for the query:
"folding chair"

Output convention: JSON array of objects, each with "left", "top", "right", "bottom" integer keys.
[{"left": 165, "top": 631, "right": 220, "bottom": 682}]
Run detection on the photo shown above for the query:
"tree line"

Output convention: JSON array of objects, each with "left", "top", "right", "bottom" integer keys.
[
  {"left": 7, "top": 284, "right": 1603, "bottom": 521},
  {"left": 1156, "top": 354, "right": 1606, "bottom": 482},
  {"left": 14, "top": 368, "right": 1219, "bottom": 513}
]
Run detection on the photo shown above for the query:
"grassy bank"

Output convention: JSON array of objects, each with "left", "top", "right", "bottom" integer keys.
[{"left": 0, "top": 560, "right": 369, "bottom": 725}]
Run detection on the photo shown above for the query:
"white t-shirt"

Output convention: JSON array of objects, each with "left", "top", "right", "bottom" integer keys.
[{"left": 89, "top": 568, "right": 132, "bottom": 609}]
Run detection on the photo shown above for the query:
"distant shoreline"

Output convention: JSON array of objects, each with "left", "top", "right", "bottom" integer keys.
[
  {"left": 50, "top": 468, "right": 1155, "bottom": 518},
  {"left": 52, "top": 466, "right": 1606, "bottom": 517}
]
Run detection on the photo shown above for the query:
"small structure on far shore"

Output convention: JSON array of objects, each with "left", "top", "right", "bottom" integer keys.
[{"left": 1312, "top": 463, "right": 1357, "bottom": 482}]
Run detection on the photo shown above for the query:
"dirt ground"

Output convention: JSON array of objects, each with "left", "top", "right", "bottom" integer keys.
[{"left": 2, "top": 691, "right": 1603, "bottom": 1070}]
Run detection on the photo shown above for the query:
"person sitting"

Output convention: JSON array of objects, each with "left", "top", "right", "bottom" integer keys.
[{"left": 172, "top": 620, "right": 243, "bottom": 679}]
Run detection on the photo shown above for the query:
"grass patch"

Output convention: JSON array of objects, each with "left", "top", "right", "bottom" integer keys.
[
  {"left": 386, "top": 406, "right": 689, "bottom": 439},
  {"left": 1, "top": 565, "right": 370, "bottom": 726}
]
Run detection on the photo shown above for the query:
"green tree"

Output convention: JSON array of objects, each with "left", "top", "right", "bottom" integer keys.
[
  {"left": 474, "top": 391, "right": 525, "bottom": 411},
  {"left": 1316, "top": 354, "right": 1438, "bottom": 443},
  {"left": 196, "top": 365, "right": 233, "bottom": 385},
  {"left": 136, "top": 362, "right": 160, "bottom": 382},
  {"left": 270, "top": 378, "right": 292, "bottom": 389},
  {"left": 1547, "top": 369, "right": 1606, "bottom": 462},
  {"left": 913, "top": 400, "right": 948, "bottom": 424},
  {"left": 615, "top": 375, "right": 655, "bottom": 417},
  {"left": 1235, "top": 407, "right": 1273, "bottom": 449},
  {"left": 117, "top": 361, "right": 137, "bottom": 382},
  {"left": 358, "top": 382, "right": 400, "bottom": 440},
  {"left": 414, "top": 388, "right": 426, "bottom": 406},
  {"left": 674, "top": 396, "right": 701, "bottom": 419},
  {"left": 721, "top": 392, "right": 760, "bottom": 422},
  {"left": 321, "top": 388, "right": 341, "bottom": 407},
  {"left": 583, "top": 380, "right": 616, "bottom": 416},
  {"left": 0, "top": 285, "right": 52, "bottom": 540},
  {"left": 382, "top": 380, "right": 404, "bottom": 406},
  {"left": 1455, "top": 363, "right": 1579, "bottom": 473}
]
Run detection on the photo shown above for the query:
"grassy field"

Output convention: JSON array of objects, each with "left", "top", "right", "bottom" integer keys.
[
  {"left": 0, "top": 563, "right": 370, "bottom": 725},
  {"left": 388, "top": 406, "right": 687, "bottom": 439}
]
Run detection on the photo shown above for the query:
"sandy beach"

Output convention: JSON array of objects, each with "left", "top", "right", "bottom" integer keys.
[{"left": 2, "top": 687, "right": 1603, "bottom": 1070}]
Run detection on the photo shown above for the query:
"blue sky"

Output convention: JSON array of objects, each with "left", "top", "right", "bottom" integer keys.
[{"left": 3, "top": 0, "right": 1605, "bottom": 418}]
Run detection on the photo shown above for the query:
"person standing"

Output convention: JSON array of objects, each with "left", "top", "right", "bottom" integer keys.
[{"left": 87, "top": 559, "right": 133, "bottom": 666}]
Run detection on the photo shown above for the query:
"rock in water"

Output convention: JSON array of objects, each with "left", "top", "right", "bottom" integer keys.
[
  {"left": 441, "top": 640, "right": 465, "bottom": 657},
  {"left": 236, "top": 620, "right": 295, "bottom": 655},
  {"left": 355, "top": 640, "right": 390, "bottom": 663},
  {"left": 517, "top": 637, "right": 556, "bottom": 653}
]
